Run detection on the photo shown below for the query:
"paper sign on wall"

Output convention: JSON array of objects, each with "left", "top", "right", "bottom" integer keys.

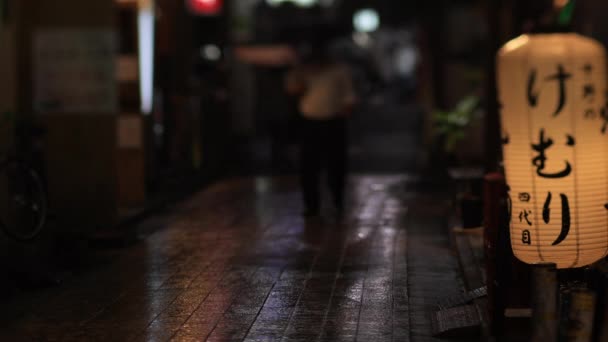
[{"left": 33, "top": 29, "right": 118, "bottom": 114}]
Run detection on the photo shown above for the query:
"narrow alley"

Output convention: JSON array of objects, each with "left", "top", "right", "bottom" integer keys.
[{"left": 1, "top": 176, "right": 463, "bottom": 341}]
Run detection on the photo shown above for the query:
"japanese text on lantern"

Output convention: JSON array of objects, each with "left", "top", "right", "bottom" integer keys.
[
  {"left": 505, "top": 62, "right": 608, "bottom": 248},
  {"left": 498, "top": 33, "right": 608, "bottom": 269}
]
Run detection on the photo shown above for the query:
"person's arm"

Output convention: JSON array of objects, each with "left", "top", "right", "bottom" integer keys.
[{"left": 234, "top": 45, "right": 297, "bottom": 66}]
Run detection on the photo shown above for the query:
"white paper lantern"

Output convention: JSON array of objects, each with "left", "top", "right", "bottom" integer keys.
[{"left": 497, "top": 33, "right": 608, "bottom": 268}]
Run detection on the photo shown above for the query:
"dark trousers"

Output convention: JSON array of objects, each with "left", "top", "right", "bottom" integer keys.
[{"left": 299, "top": 117, "right": 347, "bottom": 212}]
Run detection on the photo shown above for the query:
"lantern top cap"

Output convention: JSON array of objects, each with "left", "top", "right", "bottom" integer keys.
[
  {"left": 499, "top": 33, "right": 603, "bottom": 56},
  {"left": 500, "top": 35, "right": 530, "bottom": 54}
]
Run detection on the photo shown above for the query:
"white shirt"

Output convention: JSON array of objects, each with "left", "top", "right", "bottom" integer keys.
[{"left": 286, "top": 63, "right": 356, "bottom": 120}]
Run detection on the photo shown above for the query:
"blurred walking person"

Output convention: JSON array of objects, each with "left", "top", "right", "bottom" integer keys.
[{"left": 285, "top": 41, "right": 357, "bottom": 218}]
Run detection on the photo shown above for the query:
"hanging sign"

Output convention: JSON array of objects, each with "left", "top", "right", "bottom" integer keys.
[{"left": 186, "top": 0, "right": 223, "bottom": 16}]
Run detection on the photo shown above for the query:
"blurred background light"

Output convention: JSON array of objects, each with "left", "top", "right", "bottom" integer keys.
[
  {"left": 395, "top": 46, "right": 418, "bottom": 75},
  {"left": 353, "top": 8, "right": 380, "bottom": 33},
  {"left": 138, "top": 0, "right": 155, "bottom": 115},
  {"left": 554, "top": 0, "right": 569, "bottom": 9},
  {"left": 187, "top": 0, "right": 223, "bottom": 16},
  {"left": 352, "top": 32, "right": 372, "bottom": 48},
  {"left": 201, "top": 44, "right": 222, "bottom": 61},
  {"left": 266, "top": 0, "right": 319, "bottom": 8}
]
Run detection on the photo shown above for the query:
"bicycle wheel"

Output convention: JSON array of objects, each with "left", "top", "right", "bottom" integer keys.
[{"left": 0, "top": 160, "right": 48, "bottom": 241}]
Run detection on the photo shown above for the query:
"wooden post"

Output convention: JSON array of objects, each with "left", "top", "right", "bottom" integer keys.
[
  {"left": 0, "top": 0, "right": 16, "bottom": 155},
  {"left": 484, "top": 0, "right": 504, "bottom": 173}
]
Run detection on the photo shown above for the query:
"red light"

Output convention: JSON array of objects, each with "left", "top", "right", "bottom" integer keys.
[{"left": 187, "top": 0, "right": 223, "bottom": 16}]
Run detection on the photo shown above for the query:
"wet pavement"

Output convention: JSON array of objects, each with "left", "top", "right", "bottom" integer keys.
[{"left": 1, "top": 175, "right": 464, "bottom": 341}]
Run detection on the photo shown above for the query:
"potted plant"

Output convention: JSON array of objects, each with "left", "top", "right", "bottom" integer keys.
[
  {"left": 432, "top": 94, "right": 481, "bottom": 163},
  {"left": 433, "top": 95, "right": 484, "bottom": 228}
]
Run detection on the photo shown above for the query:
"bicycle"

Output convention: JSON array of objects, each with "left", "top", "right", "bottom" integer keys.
[{"left": 0, "top": 111, "right": 48, "bottom": 241}]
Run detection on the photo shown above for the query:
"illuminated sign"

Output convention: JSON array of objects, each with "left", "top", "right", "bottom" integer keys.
[{"left": 187, "top": 0, "right": 223, "bottom": 16}]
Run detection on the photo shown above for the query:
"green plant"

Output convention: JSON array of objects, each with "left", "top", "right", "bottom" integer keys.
[{"left": 433, "top": 95, "right": 480, "bottom": 153}]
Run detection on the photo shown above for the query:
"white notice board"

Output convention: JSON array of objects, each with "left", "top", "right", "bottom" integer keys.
[{"left": 33, "top": 29, "right": 118, "bottom": 114}]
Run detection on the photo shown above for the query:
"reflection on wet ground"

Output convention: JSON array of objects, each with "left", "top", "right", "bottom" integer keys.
[{"left": 0, "top": 175, "right": 463, "bottom": 341}]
